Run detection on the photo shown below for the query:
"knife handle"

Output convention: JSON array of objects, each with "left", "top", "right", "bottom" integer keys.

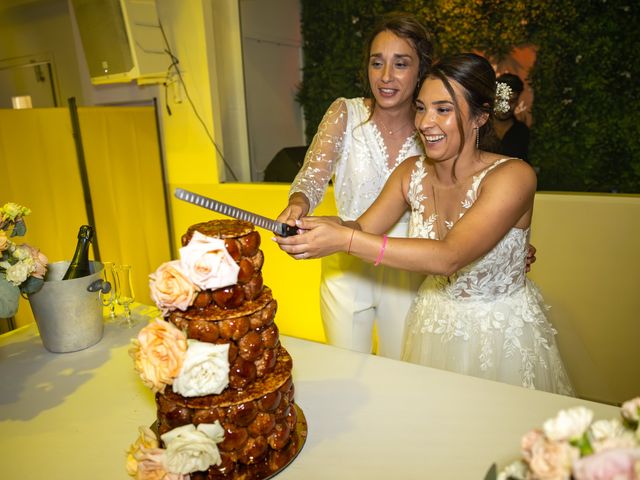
[{"left": 276, "top": 223, "right": 299, "bottom": 237}]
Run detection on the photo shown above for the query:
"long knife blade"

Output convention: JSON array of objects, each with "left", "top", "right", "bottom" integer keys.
[{"left": 174, "top": 188, "right": 298, "bottom": 237}]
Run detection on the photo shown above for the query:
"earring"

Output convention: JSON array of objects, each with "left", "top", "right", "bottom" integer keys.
[{"left": 475, "top": 127, "right": 479, "bottom": 149}]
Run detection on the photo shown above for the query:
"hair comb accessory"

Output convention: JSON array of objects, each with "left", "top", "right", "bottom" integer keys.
[{"left": 494, "top": 82, "right": 513, "bottom": 114}]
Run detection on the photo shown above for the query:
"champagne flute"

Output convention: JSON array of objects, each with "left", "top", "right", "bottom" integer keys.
[
  {"left": 99, "top": 262, "right": 119, "bottom": 322},
  {"left": 115, "top": 264, "right": 135, "bottom": 327}
]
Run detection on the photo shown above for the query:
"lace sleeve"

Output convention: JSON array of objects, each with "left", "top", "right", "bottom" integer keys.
[{"left": 289, "top": 98, "right": 348, "bottom": 212}]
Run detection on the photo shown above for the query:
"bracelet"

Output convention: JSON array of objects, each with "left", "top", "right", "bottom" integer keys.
[
  {"left": 347, "top": 229, "right": 356, "bottom": 255},
  {"left": 374, "top": 234, "right": 388, "bottom": 267}
]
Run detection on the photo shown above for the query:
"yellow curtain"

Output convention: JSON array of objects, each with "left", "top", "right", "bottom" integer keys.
[{"left": 1, "top": 106, "right": 170, "bottom": 326}]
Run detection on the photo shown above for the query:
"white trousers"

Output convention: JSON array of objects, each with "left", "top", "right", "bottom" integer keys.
[{"left": 319, "top": 224, "right": 424, "bottom": 359}]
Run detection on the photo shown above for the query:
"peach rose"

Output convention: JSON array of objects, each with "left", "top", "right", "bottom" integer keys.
[
  {"left": 23, "top": 244, "right": 48, "bottom": 279},
  {"left": 0, "top": 230, "right": 8, "bottom": 253},
  {"left": 149, "top": 260, "right": 198, "bottom": 314},
  {"left": 130, "top": 318, "right": 188, "bottom": 393},
  {"left": 126, "top": 426, "right": 159, "bottom": 476},
  {"left": 528, "top": 435, "right": 579, "bottom": 480},
  {"left": 179, "top": 231, "right": 239, "bottom": 290}
]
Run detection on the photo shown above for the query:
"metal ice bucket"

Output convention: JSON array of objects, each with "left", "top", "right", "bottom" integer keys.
[{"left": 28, "top": 261, "right": 105, "bottom": 353}]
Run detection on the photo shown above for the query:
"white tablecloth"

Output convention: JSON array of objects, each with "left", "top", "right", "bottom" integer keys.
[{"left": 0, "top": 314, "right": 620, "bottom": 479}]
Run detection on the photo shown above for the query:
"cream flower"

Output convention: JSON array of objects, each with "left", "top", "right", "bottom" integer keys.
[
  {"left": 179, "top": 231, "right": 239, "bottom": 290},
  {"left": 162, "top": 422, "right": 225, "bottom": 474},
  {"left": 543, "top": 406, "right": 594, "bottom": 442},
  {"left": 589, "top": 419, "right": 638, "bottom": 453},
  {"left": 1, "top": 202, "right": 30, "bottom": 222},
  {"left": 130, "top": 318, "right": 188, "bottom": 393},
  {"left": 172, "top": 340, "right": 230, "bottom": 397},
  {"left": 5, "top": 259, "right": 34, "bottom": 285},
  {"left": 622, "top": 398, "right": 640, "bottom": 423},
  {"left": 149, "top": 260, "right": 199, "bottom": 314}
]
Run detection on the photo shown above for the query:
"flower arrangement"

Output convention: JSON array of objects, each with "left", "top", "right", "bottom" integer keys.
[
  {"left": 492, "top": 397, "right": 640, "bottom": 480},
  {"left": 127, "top": 231, "right": 240, "bottom": 479},
  {"left": 0, "top": 203, "right": 48, "bottom": 318},
  {"left": 127, "top": 319, "right": 231, "bottom": 478}
]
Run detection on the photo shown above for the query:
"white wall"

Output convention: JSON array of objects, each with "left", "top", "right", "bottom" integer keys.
[{"left": 240, "top": 0, "right": 305, "bottom": 180}]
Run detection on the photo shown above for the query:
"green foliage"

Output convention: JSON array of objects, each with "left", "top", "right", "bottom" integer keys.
[
  {"left": 528, "top": 0, "right": 640, "bottom": 192},
  {"left": 298, "top": 0, "right": 640, "bottom": 192}
]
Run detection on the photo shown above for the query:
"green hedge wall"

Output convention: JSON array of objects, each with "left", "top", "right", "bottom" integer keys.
[{"left": 298, "top": 0, "right": 640, "bottom": 193}]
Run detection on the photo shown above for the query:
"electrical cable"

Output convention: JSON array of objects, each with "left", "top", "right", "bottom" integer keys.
[{"left": 157, "top": 19, "right": 239, "bottom": 181}]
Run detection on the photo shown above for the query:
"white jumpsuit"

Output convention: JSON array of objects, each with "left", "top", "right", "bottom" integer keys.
[{"left": 290, "top": 97, "right": 424, "bottom": 358}]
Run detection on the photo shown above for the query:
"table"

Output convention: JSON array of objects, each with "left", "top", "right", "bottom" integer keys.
[{"left": 0, "top": 313, "right": 620, "bottom": 479}]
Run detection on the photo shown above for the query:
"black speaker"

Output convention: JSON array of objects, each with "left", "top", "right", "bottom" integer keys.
[
  {"left": 71, "top": 0, "right": 166, "bottom": 84},
  {"left": 264, "top": 146, "right": 308, "bottom": 183}
]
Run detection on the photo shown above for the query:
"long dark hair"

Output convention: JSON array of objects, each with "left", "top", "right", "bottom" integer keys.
[
  {"left": 361, "top": 13, "right": 434, "bottom": 113},
  {"left": 427, "top": 53, "right": 500, "bottom": 177}
]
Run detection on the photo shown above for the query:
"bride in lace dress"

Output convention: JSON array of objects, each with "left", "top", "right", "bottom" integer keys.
[{"left": 276, "top": 53, "right": 573, "bottom": 394}]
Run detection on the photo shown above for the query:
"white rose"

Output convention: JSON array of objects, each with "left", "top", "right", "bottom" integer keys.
[
  {"left": 621, "top": 398, "right": 640, "bottom": 423},
  {"left": 161, "top": 422, "right": 225, "bottom": 474},
  {"left": 589, "top": 419, "right": 638, "bottom": 453},
  {"left": 12, "top": 245, "right": 30, "bottom": 261},
  {"left": 5, "top": 260, "right": 34, "bottom": 285},
  {"left": 179, "top": 231, "right": 239, "bottom": 290},
  {"left": 172, "top": 340, "right": 230, "bottom": 397},
  {"left": 543, "top": 406, "right": 593, "bottom": 441}
]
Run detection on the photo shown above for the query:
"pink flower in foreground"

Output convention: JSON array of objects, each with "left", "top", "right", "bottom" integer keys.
[
  {"left": 149, "top": 261, "right": 198, "bottom": 314},
  {"left": 572, "top": 448, "right": 640, "bottom": 480},
  {"left": 130, "top": 319, "right": 188, "bottom": 393}
]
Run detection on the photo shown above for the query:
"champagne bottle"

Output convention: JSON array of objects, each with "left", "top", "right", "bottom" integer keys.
[{"left": 62, "top": 225, "right": 94, "bottom": 280}]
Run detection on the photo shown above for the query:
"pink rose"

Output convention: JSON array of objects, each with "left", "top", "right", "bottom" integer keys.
[
  {"left": 572, "top": 448, "right": 640, "bottom": 480},
  {"left": 179, "top": 231, "right": 239, "bottom": 290},
  {"left": 149, "top": 261, "right": 198, "bottom": 314},
  {"left": 23, "top": 244, "right": 48, "bottom": 279},
  {"left": 527, "top": 435, "right": 579, "bottom": 480},
  {"left": 129, "top": 318, "right": 188, "bottom": 393}
]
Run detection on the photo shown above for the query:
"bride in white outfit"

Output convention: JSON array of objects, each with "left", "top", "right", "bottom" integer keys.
[{"left": 276, "top": 53, "right": 573, "bottom": 394}]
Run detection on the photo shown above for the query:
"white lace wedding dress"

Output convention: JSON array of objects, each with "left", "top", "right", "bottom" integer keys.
[{"left": 401, "top": 157, "right": 574, "bottom": 395}]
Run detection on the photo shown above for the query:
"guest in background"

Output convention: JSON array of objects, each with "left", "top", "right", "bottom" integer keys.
[
  {"left": 275, "top": 53, "right": 572, "bottom": 395},
  {"left": 275, "top": 13, "right": 433, "bottom": 359},
  {"left": 494, "top": 73, "right": 530, "bottom": 162}
]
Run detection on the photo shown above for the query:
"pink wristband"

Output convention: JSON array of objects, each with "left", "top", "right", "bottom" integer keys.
[{"left": 374, "top": 234, "right": 388, "bottom": 266}]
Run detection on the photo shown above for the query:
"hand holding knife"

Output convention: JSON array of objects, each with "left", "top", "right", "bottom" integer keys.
[{"left": 174, "top": 188, "right": 299, "bottom": 237}]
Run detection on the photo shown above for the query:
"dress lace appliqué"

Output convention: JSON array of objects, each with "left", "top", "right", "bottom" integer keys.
[
  {"left": 290, "top": 97, "right": 423, "bottom": 220},
  {"left": 402, "top": 158, "right": 574, "bottom": 395}
]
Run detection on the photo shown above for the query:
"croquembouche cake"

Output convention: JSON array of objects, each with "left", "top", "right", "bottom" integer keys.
[{"left": 126, "top": 220, "right": 305, "bottom": 479}]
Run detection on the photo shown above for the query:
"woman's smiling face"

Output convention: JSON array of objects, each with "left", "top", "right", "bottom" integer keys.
[
  {"left": 368, "top": 30, "right": 420, "bottom": 110},
  {"left": 414, "top": 77, "right": 477, "bottom": 162}
]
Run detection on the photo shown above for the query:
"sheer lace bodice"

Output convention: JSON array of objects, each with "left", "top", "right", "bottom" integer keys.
[
  {"left": 290, "top": 97, "right": 422, "bottom": 220},
  {"left": 402, "top": 157, "right": 574, "bottom": 395},
  {"left": 407, "top": 157, "right": 529, "bottom": 301}
]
